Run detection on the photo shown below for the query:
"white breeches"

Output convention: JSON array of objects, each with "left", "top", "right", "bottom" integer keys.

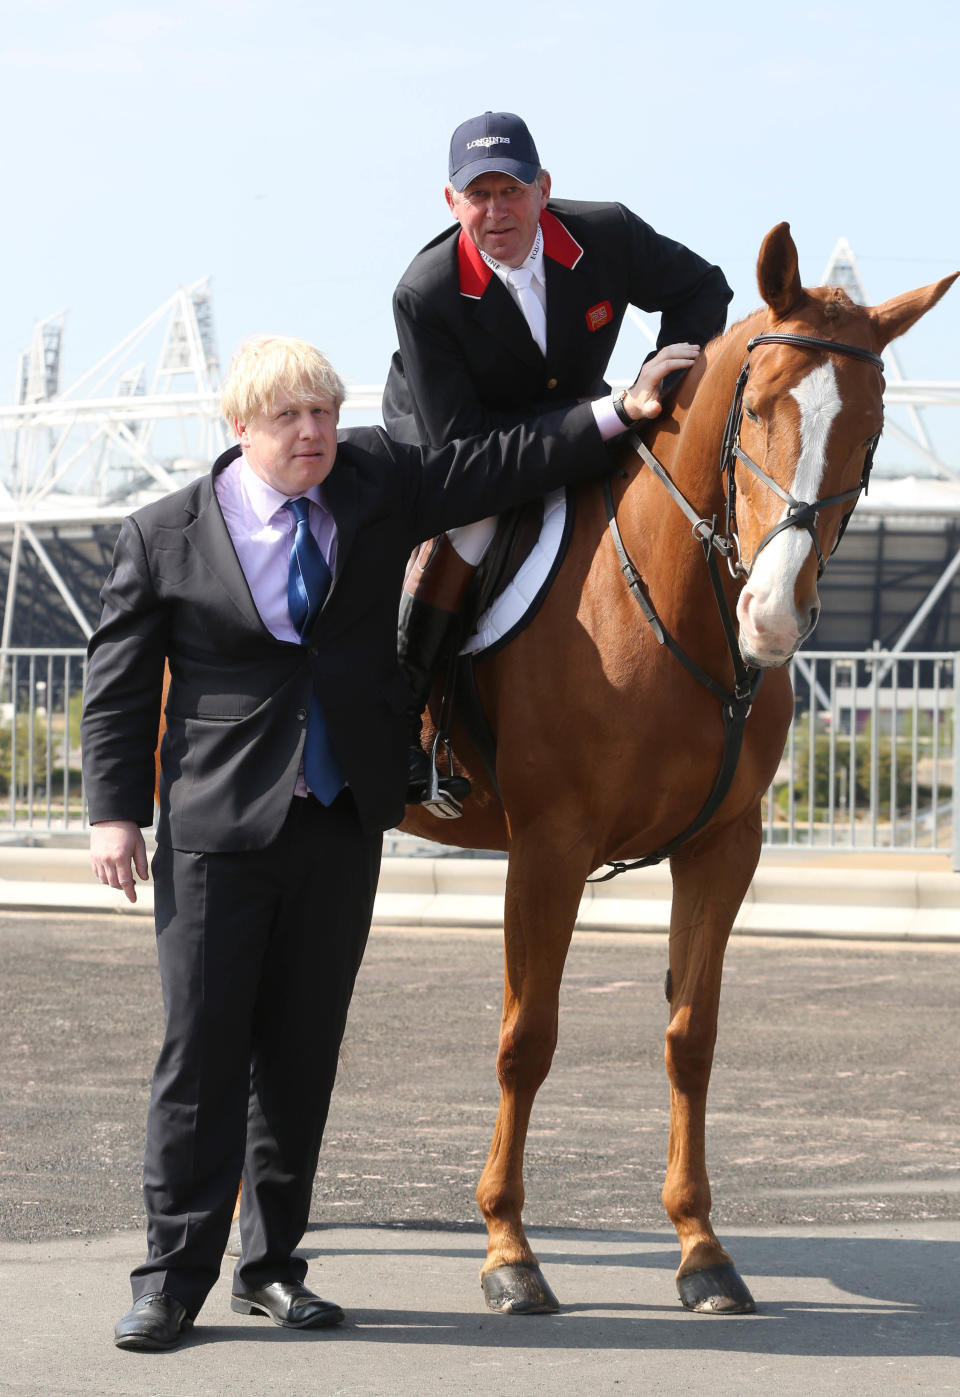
[{"left": 446, "top": 516, "right": 498, "bottom": 567}]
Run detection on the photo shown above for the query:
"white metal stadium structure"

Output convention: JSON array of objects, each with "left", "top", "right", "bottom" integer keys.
[{"left": 1, "top": 245, "right": 958, "bottom": 652}]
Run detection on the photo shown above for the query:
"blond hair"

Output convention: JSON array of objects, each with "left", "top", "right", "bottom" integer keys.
[{"left": 221, "top": 335, "right": 346, "bottom": 430}]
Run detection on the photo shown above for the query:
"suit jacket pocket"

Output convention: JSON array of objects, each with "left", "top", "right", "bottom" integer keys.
[{"left": 168, "top": 684, "right": 266, "bottom": 722}]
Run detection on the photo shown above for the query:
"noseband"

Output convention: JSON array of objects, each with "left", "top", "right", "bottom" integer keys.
[{"left": 720, "top": 332, "right": 884, "bottom": 580}]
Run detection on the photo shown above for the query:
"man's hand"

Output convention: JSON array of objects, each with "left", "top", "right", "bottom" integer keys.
[
  {"left": 622, "top": 342, "right": 701, "bottom": 421},
  {"left": 90, "top": 820, "right": 149, "bottom": 904}
]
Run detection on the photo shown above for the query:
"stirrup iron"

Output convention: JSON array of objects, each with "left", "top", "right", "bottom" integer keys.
[{"left": 421, "top": 732, "right": 464, "bottom": 819}]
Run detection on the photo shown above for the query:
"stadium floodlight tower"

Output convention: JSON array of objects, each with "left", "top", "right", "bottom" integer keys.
[{"left": 0, "top": 279, "right": 226, "bottom": 647}]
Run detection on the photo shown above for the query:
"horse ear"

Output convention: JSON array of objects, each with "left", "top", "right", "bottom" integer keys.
[
  {"left": 869, "top": 271, "right": 959, "bottom": 349},
  {"left": 757, "top": 222, "right": 803, "bottom": 319}
]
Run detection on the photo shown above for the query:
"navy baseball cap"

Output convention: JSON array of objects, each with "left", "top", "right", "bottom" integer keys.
[{"left": 448, "top": 111, "right": 541, "bottom": 192}]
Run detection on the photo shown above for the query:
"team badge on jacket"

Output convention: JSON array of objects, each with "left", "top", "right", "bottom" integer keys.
[{"left": 586, "top": 301, "right": 613, "bottom": 331}]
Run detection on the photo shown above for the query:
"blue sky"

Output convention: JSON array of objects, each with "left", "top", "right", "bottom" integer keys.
[{"left": 1, "top": 0, "right": 957, "bottom": 468}]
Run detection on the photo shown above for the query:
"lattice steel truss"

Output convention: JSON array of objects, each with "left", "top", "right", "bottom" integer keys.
[{"left": 0, "top": 280, "right": 225, "bottom": 644}]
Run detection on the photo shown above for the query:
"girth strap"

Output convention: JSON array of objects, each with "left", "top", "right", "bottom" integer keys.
[{"left": 589, "top": 696, "right": 758, "bottom": 881}]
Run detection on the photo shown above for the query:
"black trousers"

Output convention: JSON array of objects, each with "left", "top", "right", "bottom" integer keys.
[{"left": 130, "top": 791, "right": 382, "bottom": 1318}]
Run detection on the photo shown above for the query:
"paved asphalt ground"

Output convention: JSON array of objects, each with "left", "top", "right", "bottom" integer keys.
[{"left": 2, "top": 911, "right": 959, "bottom": 1393}]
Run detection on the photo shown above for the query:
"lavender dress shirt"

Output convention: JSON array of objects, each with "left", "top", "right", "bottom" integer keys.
[{"left": 215, "top": 451, "right": 338, "bottom": 796}]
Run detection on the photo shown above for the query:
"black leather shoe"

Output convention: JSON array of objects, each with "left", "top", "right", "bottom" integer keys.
[
  {"left": 114, "top": 1292, "right": 193, "bottom": 1351},
  {"left": 231, "top": 1280, "right": 344, "bottom": 1329}
]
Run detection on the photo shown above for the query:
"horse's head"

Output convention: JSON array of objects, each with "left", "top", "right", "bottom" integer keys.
[{"left": 730, "top": 222, "right": 957, "bottom": 669}]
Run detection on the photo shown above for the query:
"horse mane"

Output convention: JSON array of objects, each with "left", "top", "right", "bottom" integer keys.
[{"left": 711, "top": 311, "right": 758, "bottom": 347}]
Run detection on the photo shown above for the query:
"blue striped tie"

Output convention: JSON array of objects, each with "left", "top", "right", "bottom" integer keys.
[{"left": 284, "top": 497, "right": 344, "bottom": 805}]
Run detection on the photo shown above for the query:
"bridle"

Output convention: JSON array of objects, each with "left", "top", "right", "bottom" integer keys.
[
  {"left": 593, "top": 329, "right": 884, "bottom": 883},
  {"left": 720, "top": 332, "right": 884, "bottom": 581}
]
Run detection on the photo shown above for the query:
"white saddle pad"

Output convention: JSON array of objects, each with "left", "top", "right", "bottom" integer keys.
[{"left": 460, "top": 489, "right": 567, "bottom": 657}]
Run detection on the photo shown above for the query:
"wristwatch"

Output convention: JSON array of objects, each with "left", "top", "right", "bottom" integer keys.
[{"left": 611, "top": 390, "right": 633, "bottom": 428}]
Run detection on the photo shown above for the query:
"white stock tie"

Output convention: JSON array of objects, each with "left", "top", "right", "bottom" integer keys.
[{"left": 506, "top": 266, "right": 547, "bottom": 356}]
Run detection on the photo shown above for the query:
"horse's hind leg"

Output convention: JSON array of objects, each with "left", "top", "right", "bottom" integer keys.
[
  {"left": 475, "top": 835, "right": 587, "bottom": 1314},
  {"left": 663, "top": 820, "right": 761, "bottom": 1314}
]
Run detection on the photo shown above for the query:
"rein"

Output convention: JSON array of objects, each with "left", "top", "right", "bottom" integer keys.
[
  {"left": 592, "top": 330, "right": 883, "bottom": 883},
  {"left": 591, "top": 462, "right": 762, "bottom": 882}
]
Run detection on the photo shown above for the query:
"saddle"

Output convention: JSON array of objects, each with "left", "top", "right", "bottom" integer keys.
[
  {"left": 430, "top": 488, "right": 578, "bottom": 803},
  {"left": 463, "top": 498, "right": 545, "bottom": 636}
]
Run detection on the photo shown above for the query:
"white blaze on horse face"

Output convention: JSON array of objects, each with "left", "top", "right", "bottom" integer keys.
[{"left": 737, "top": 362, "right": 842, "bottom": 665}]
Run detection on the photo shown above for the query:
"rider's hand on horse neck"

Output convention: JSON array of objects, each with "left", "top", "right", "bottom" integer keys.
[{"left": 623, "top": 341, "right": 701, "bottom": 421}]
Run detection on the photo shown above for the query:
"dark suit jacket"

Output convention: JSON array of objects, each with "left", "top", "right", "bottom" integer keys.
[
  {"left": 382, "top": 200, "right": 733, "bottom": 447},
  {"left": 81, "top": 403, "right": 611, "bottom": 851}
]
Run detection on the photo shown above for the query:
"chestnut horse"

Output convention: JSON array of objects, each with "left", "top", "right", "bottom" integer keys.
[{"left": 400, "top": 223, "right": 956, "bottom": 1315}]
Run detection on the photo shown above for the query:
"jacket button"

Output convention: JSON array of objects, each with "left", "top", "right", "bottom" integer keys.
[
  {"left": 296, "top": 708, "right": 307, "bottom": 722},
  {"left": 546, "top": 377, "right": 558, "bottom": 390}
]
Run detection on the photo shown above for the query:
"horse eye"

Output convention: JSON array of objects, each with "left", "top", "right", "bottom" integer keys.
[{"left": 744, "top": 406, "right": 761, "bottom": 424}]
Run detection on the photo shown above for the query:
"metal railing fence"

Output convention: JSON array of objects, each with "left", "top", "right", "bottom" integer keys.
[
  {"left": 1, "top": 647, "right": 957, "bottom": 868},
  {"left": 0, "top": 649, "right": 87, "bottom": 835},
  {"left": 768, "top": 650, "right": 958, "bottom": 867}
]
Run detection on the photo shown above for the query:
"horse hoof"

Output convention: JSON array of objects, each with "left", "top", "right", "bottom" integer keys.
[
  {"left": 224, "top": 1218, "right": 242, "bottom": 1258},
  {"left": 481, "top": 1262, "right": 560, "bottom": 1314},
  {"left": 677, "top": 1263, "right": 756, "bottom": 1314}
]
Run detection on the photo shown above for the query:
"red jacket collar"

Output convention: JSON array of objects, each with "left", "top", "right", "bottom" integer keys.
[
  {"left": 457, "top": 209, "right": 584, "bottom": 298},
  {"left": 457, "top": 233, "right": 491, "bottom": 299},
  {"left": 540, "top": 208, "right": 584, "bottom": 270}
]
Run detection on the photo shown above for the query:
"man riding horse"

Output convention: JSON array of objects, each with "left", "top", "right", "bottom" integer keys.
[
  {"left": 383, "top": 110, "right": 733, "bottom": 806},
  {"left": 398, "top": 221, "right": 957, "bottom": 1315}
]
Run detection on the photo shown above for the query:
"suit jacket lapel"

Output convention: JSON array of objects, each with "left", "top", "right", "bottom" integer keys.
[
  {"left": 321, "top": 451, "right": 361, "bottom": 606},
  {"left": 184, "top": 453, "right": 361, "bottom": 650},
  {"left": 544, "top": 257, "right": 581, "bottom": 366},
  {"left": 183, "top": 467, "right": 270, "bottom": 634},
  {"left": 542, "top": 208, "right": 588, "bottom": 367},
  {"left": 456, "top": 228, "right": 544, "bottom": 370}
]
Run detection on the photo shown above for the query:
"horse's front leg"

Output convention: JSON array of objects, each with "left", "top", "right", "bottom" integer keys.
[
  {"left": 663, "top": 817, "right": 761, "bottom": 1314},
  {"left": 476, "top": 833, "right": 588, "bottom": 1314}
]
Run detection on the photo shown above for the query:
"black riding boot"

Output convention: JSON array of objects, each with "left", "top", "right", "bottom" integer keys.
[{"left": 397, "top": 592, "right": 471, "bottom": 810}]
